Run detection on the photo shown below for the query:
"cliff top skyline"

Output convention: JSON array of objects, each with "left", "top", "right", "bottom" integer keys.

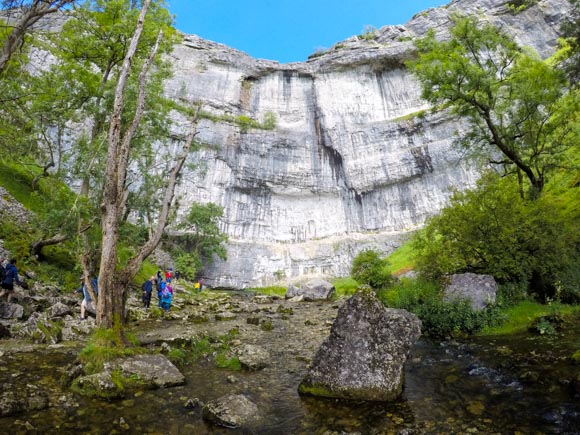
[{"left": 167, "top": 0, "right": 448, "bottom": 63}]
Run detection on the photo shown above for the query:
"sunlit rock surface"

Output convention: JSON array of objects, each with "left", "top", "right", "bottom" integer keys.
[{"left": 163, "top": 0, "right": 568, "bottom": 288}]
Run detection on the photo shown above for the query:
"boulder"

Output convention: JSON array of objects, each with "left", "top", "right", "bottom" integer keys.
[
  {"left": 285, "top": 278, "right": 335, "bottom": 301},
  {"left": 47, "top": 302, "right": 72, "bottom": 318},
  {"left": 74, "top": 372, "right": 125, "bottom": 399},
  {"left": 202, "top": 394, "right": 259, "bottom": 429},
  {"left": 0, "top": 302, "right": 24, "bottom": 319},
  {"left": 443, "top": 273, "right": 497, "bottom": 311},
  {"left": 106, "top": 354, "right": 185, "bottom": 388},
  {"left": 235, "top": 344, "right": 270, "bottom": 371},
  {"left": 299, "top": 288, "right": 421, "bottom": 401}
]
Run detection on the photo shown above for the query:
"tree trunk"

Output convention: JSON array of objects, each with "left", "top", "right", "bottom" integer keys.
[{"left": 97, "top": 0, "right": 153, "bottom": 328}]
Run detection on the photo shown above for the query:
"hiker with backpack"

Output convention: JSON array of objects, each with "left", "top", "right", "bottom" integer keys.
[
  {"left": 141, "top": 276, "right": 155, "bottom": 309},
  {"left": 156, "top": 279, "right": 166, "bottom": 307},
  {"left": 160, "top": 283, "right": 173, "bottom": 312},
  {"left": 0, "top": 259, "right": 22, "bottom": 303}
]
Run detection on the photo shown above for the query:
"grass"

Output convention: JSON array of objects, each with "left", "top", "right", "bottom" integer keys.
[
  {"left": 250, "top": 286, "right": 286, "bottom": 297},
  {"left": 79, "top": 326, "right": 143, "bottom": 375},
  {"left": 331, "top": 277, "right": 359, "bottom": 296},
  {"left": 385, "top": 241, "right": 416, "bottom": 275},
  {"left": 479, "top": 301, "right": 580, "bottom": 336}
]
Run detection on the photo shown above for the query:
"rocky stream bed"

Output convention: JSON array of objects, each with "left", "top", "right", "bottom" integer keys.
[{"left": 0, "top": 284, "right": 579, "bottom": 434}]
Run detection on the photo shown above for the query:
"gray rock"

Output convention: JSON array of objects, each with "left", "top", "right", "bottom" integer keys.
[
  {"left": 202, "top": 394, "right": 259, "bottom": 429},
  {"left": 235, "top": 344, "right": 270, "bottom": 371},
  {"left": 0, "top": 302, "right": 24, "bottom": 319},
  {"left": 443, "top": 273, "right": 497, "bottom": 311},
  {"left": 285, "top": 278, "right": 335, "bottom": 301},
  {"left": 11, "top": 312, "right": 62, "bottom": 344},
  {"left": 47, "top": 302, "right": 72, "bottom": 318},
  {"left": 61, "top": 316, "right": 95, "bottom": 340},
  {"left": 107, "top": 354, "right": 185, "bottom": 388},
  {"left": 299, "top": 288, "right": 421, "bottom": 401}
]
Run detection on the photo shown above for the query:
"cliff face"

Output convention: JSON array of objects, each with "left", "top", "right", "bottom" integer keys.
[{"left": 163, "top": 0, "right": 569, "bottom": 288}]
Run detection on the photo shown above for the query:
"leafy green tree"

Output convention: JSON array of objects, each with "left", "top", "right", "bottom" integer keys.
[
  {"left": 408, "top": 15, "right": 578, "bottom": 198},
  {"left": 351, "top": 249, "right": 393, "bottom": 290},
  {"left": 172, "top": 202, "right": 228, "bottom": 277},
  {"left": 413, "top": 173, "right": 578, "bottom": 300}
]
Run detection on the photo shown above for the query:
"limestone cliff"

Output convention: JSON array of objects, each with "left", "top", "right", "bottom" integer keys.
[{"left": 164, "top": 0, "right": 569, "bottom": 288}]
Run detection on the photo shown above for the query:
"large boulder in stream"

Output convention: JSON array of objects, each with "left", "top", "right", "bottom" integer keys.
[
  {"left": 285, "top": 278, "right": 335, "bottom": 301},
  {"left": 299, "top": 287, "right": 421, "bottom": 401},
  {"left": 202, "top": 394, "right": 259, "bottom": 429},
  {"left": 443, "top": 273, "right": 497, "bottom": 311}
]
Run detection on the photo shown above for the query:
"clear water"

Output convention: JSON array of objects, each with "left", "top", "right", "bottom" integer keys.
[{"left": 1, "top": 318, "right": 579, "bottom": 434}]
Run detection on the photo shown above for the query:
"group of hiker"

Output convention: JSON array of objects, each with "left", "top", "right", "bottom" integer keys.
[
  {"left": 0, "top": 255, "right": 202, "bottom": 317},
  {"left": 142, "top": 270, "right": 177, "bottom": 311}
]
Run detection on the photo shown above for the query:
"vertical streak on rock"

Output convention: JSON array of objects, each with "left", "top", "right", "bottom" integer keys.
[{"left": 311, "top": 77, "right": 365, "bottom": 231}]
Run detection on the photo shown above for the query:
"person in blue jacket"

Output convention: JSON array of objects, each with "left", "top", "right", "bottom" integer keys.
[
  {"left": 77, "top": 277, "right": 98, "bottom": 320},
  {"left": 0, "top": 259, "right": 21, "bottom": 303}
]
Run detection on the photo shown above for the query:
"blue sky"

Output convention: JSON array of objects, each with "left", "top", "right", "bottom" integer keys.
[{"left": 166, "top": 0, "right": 449, "bottom": 63}]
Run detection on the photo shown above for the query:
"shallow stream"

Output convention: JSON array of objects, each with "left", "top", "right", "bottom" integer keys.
[{"left": 0, "top": 295, "right": 578, "bottom": 434}]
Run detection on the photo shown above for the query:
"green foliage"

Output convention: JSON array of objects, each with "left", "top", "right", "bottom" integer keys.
[
  {"left": 358, "top": 25, "right": 378, "bottom": 41},
  {"left": 250, "top": 286, "right": 287, "bottom": 296},
  {"left": 331, "top": 277, "right": 360, "bottom": 296},
  {"left": 351, "top": 249, "right": 393, "bottom": 290},
  {"left": 480, "top": 301, "right": 580, "bottom": 335},
  {"left": 505, "top": 0, "right": 538, "bottom": 13},
  {"left": 79, "top": 326, "right": 143, "bottom": 375},
  {"left": 408, "top": 15, "right": 578, "bottom": 196},
  {"left": 383, "top": 278, "right": 503, "bottom": 338},
  {"left": 214, "top": 353, "right": 241, "bottom": 370},
  {"left": 174, "top": 252, "right": 202, "bottom": 282},
  {"left": 199, "top": 110, "right": 277, "bottom": 132},
  {"left": 172, "top": 202, "right": 228, "bottom": 279},
  {"left": 412, "top": 173, "right": 579, "bottom": 300},
  {"left": 384, "top": 241, "right": 416, "bottom": 275},
  {"left": 262, "top": 111, "right": 277, "bottom": 130}
]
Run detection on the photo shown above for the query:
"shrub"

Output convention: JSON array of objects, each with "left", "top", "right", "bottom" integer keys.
[
  {"left": 351, "top": 249, "right": 393, "bottom": 290},
  {"left": 383, "top": 278, "right": 503, "bottom": 338},
  {"left": 413, "top": 173, "right": 579, "bottom": 301}
]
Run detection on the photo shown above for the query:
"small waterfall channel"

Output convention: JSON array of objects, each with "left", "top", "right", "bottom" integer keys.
[{"left": 0, "top": 294, "right": 578, "bottom": 434}]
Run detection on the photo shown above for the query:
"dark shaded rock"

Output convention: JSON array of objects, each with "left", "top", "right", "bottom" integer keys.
[
  {"left": 0, "top": 302, "right": 24, "bottom": 319},
  {"left": 202, "top": 394, "right": 259, "bottom": 428},
  {"left": 443, "top": 273, "right": 497, "bottom": 311},
  {"left": 235, "top": 344, "right": 270, "bottom": 371},
  {"left": 0, "top": 384, "right": 49, "bottom": 417},
  {"left": 299, "top": 288, "right": 421, "bottom": 401},
  {"left": 0, "top": 323, "right": 11, "bottom": 339},
  {"left": 285, "top": 278, "right": 335, "bottom": 301}
]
